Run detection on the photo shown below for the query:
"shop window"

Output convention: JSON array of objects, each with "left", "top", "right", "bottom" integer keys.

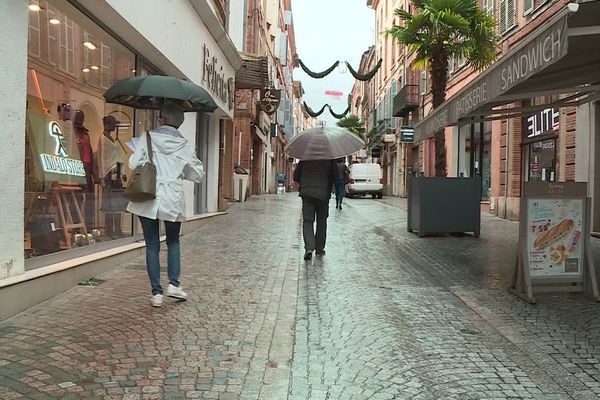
[
  {"left": 59, "top": 15, "right": 75, "bottom": 75},
  {"left": 47, "top": 6, "right": 59, "bottom": 65},
  {"left": 28, "top": 5, "right": 41, "bottom": 58},
  {"left": 527, "top": 138, "right": 557, "bottom": 182},
  {"left": 25, "top": 0, "right": 137, "bottom": 260},
  {"left": 101, "top": 44, "right": 113, "bottom": 89}
]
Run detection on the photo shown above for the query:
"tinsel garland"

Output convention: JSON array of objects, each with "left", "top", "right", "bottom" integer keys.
[
  {"left": 328, "top": 105, "right": 350, "bottom": 119},
  {"left": 303, "top": 102, "right": 327, "bottom": 117},
  {"left": 345, "top": 58, "right": 383, "bottom": 81},
  {"left": 294, "top": 54, "right": 383, "bottom": 82},
  {"left": 296, "top": 56, "right": 340, "bottom": 79},
  {"left": 302, "top": 102, "right": 351, "bottom": 119}
]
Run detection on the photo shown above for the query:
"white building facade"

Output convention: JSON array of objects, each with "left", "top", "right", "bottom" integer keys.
[{"left": 0, "top": 0, "right": 240, "bottom": 319}]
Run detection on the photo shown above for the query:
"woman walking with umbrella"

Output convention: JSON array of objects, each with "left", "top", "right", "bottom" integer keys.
[
  {"left": 104, "top": 75, "right": 215, "bottom": 306},
  {"left": 127, "top": 104, "right": 205, "bottom": 307}
]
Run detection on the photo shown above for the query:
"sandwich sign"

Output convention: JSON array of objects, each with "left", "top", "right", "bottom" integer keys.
[{"left": 527, "top": 198, "right": 583, "bottom": 277}]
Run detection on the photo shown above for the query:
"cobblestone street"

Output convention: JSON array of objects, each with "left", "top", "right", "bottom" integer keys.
[{"left": 2, "top": 194, "right": 600, "bottom": 399}]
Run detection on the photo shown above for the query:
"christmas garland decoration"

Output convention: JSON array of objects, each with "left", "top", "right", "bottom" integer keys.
[
  {"left": 302, "top": 102, "right": 351, "bottom": 119},
  {"left": 346, "top": 58, "right": 382, "bottom": 81},
  {"left": 294, "top": 54, "right": 383, "bottom": 82},
  {"left": 328, "top": 105, "right": 350, "bottom": 119},
  {"left": 295, "top": 55, "right": 340, "bottom": 79},
  {"left": 303, "top": 102, "right": 327, "bottom": 117}
]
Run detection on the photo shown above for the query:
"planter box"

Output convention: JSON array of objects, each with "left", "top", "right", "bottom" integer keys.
[{"left": 407, "top": 176, "right": 481, "bottom": 237}]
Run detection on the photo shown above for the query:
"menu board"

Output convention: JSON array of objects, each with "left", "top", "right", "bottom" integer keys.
[{"left": 527, "top": 198, "right": 584, "bottom": 277}]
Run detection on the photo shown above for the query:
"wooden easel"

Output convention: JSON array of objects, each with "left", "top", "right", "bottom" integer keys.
[{"left": 50, "top": 183, "right": 90, "bottom": 248}]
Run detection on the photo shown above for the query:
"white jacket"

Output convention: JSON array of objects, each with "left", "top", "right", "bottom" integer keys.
[{"left": 126, "top": 125, "right": 205, "bottom": 222}]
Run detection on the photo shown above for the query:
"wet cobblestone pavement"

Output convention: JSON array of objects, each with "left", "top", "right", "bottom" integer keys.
[{"left": 1, "top": 194, "right": 600, "bottom": 399}]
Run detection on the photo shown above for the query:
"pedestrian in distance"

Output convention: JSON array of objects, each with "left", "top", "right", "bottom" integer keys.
[
  {"left": 293, "top": 159, "right": 335, "bottom": 260},
  {"left": 127, "top": 104, "right": 205, "bottom": 307},
  {"left": 333, "top": 158, "right": 350, "bottom": 210}
]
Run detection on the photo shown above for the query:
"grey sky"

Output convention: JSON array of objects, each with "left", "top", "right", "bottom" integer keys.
[{"left": 291, "top": 0, "right": 375, "bottom": 126}]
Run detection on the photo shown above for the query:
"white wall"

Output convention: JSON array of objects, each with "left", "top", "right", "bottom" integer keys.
[
  {"left": 179, "top": 113, "right": 198, "bottom": 217},
  {"left": 0, "top": 0, "right": 28, "bottom": 279},
  {"left": 228, "top": 0, "right": 247, "bottom": 51},
  {"left": 105, "top": 0, "right": 236, "bottom": 119}
]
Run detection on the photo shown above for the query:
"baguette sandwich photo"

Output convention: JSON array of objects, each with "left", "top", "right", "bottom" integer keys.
[{"left": 533, "top": 219, "right": 573, "bottom": 250}]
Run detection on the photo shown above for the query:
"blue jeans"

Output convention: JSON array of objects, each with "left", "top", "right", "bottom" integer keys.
[
  {"left": 139, "top": 216, "right": 182, "bottom": 295},
  {"left": 334, "top": 180, "right": 346, "bottom": 206}
]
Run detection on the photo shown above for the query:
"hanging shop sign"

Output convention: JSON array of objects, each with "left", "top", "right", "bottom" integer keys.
[
  {"left": 383, "top": 134, "right": 396, "bottom": 143},
  {"left": 27, "top": 113, "right": 86, "bottom": 184},
  {"left": 202, "top": 44, "right": 235, "bottom": 111},
  {"left": 259, "top": 88, "right": 281, "bottom": 115},
  {"left": 400, "top": 126, "right": 415, "bottom": 142}
]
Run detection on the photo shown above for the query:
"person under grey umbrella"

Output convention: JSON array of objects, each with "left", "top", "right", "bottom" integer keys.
[{"left": 293, "top": 159, "right": 336, "bottom": 260}]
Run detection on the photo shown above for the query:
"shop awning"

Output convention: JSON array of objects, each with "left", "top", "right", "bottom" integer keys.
[
  {"left": 414, "top": 0, "right": 600, "bottom": 142},
  {"left": 235, "top": 52, "right": 270, "bottom": 90}
]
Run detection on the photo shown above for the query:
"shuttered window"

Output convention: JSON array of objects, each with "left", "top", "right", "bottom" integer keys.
[
  {"left": 483, "top": 0, "right": 494, "bottom": 15},
  {"left": 500, "top": 0, "right": 516, "bottom": 33}
]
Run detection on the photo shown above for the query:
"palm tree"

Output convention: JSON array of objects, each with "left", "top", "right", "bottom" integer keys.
[
  {"left": 387, "top": 0, "right": 498, "bottom": 176},
  {"left": 337, "top": 115, "right": 366, "bottom": 141}
]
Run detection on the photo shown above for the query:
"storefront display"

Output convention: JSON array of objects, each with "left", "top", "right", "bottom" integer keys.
[{"left": 24, "top": 0, "right": 136, "bottom": 257}]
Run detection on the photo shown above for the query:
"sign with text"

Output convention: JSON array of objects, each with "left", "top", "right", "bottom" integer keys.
[
  {"left": 415, "top": 17, "right": 568, "bottom": 142},
  {"left": 527, "top": 107, "right": 560, "bottom": 138},
  {"left": 27, "top": 112, "right": 86, "bottom": 184},
  {"left": 526, "top": 198, "right": 584, "bottom": 277},
  {"left": 259, "top": 88, "right": 281, "bottom": 115},
  {"left": 400, "top": 126, "right": 414, "bottom": 142},
  {"left": 202, "top": 44, "right": 235, "bottom": 111}
]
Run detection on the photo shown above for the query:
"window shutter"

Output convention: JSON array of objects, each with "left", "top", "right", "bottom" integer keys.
[
  {"left": 484, "top": 0, "right": 494, "bottom": 15},
  {"left": 500, "top": 0, "right": 507, "bottom": 32},
  {"left": 507, "top": 0, "right": 516, "bottom": 29},
  {"left": 523, "top": 0, "right": 534, "bottom": 14}
]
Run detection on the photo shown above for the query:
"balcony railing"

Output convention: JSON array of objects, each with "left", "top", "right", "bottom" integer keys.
[{"left": 393, "top": 84, "right": 419, "bottom": 117}]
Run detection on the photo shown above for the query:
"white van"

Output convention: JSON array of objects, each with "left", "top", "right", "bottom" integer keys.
[{"left": 346, "top": 163, "right": 383, "bottom": 198}]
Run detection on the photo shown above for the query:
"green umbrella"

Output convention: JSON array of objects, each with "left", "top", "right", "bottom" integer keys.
[{"left": 103, "top": 75, "right": 218, "bottom": 112}]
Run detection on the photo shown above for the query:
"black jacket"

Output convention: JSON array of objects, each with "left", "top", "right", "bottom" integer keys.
[{"left": 293, "top": 160, "right": 335, "bottom": 200}]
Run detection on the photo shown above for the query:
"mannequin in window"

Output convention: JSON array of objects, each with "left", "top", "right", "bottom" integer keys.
[
  {"left": 99, "top": 115, "right": 126, "bottom": 238},
  {"left": 73, "top": 109, "right": 96, "bottom": 230}
]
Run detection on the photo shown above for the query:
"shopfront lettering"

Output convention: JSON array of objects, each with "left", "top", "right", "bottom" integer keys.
[
  {"left": 202, "top": 44, "right": 235, "bottom": 111},
  {"left": 527, "top": 108, "right": 560, "bottom": 138},
  {"left": 455, "top": 82, "right": 487, "bottom": 117},
  {"left": 40, "top": 154, "right": 86, "bottom": 177},
  {"left": 501, "top": 25, "right": 563, "bottom": 91},
  {"left": 423, "top": 108, "right": 448, "bottom": 135}
]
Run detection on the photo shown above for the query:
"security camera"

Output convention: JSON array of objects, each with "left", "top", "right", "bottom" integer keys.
[{"left": 567, "top": 3, "right": 579, "bottom": 13}]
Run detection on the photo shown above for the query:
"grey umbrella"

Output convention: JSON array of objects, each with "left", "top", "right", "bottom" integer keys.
[
  {"left": 284, "top": 126, "right": 365, "bottom": 160},
  {"left": 103, "top": 75, "right": 218, "bottom": 112}
]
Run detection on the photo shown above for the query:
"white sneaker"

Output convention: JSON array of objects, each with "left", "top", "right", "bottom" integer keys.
[
  {"left": 151, "top": 293, "right": 163, "bottom": 307},
  {"left": 166, "top": 284, "right": 187, "bottom": 300}
]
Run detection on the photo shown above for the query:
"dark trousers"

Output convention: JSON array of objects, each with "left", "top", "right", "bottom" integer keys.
[
  {"left": 334, "top": 180, "right": 346, "bottom": 206},
  {"left": 302, "top": 196, "right": 329, "bottom": 252}
]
